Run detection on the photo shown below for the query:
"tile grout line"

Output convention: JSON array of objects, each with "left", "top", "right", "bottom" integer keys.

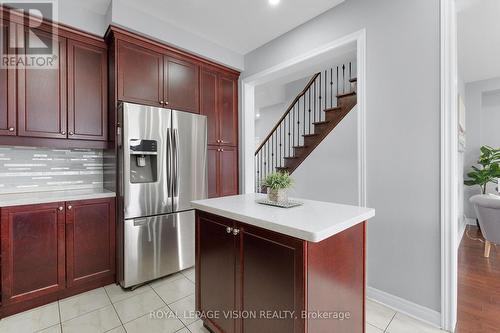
[
  {"left": 103, "top": 284, "right": 128, "bottom": 333},
  {"left": 149, "top": 280, "right": 192, "bottom": 332},
  {"left": 383, "top": 311, "right": 397, "bottom": 332}
]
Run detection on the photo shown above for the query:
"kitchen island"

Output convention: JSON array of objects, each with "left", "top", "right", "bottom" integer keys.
[{"left": 191, "top": 194, "right": 375, "bottom": 333}]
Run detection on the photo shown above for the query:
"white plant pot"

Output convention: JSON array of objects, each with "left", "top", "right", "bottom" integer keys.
[{"left": 267, "top": 188, "right": 288, "bottom": 203}]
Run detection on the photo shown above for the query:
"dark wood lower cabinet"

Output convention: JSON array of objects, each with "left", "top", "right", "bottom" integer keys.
[
  {"left": 196, "top": 211, "right": 365, "bottom": 333},
  {"left": 0, "top": 197, "right": 115, "bottom": 318},
  {"left": 65, "top": 198, "right": 115, "bottom": 288},
  {"left": 1, "top": 202, "right": 66, "bottom": 306},
  {"left": 196, "top": 214, "right": 238, "bottom": 333}
]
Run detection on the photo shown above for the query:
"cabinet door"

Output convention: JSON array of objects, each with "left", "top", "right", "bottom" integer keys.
[
  {"left": 65, "top": 198, "right": 115, "bottom": 287},
  {"left": 1, "top": 202, "right": 66, "bottom": 305},
  {"left": 0, "top": 20, "right": 16, "bottom": 136},
  {"left": 164, "top": 56, "right": 199, "bottom": 113},
  {"left": 117, "top": 41, "right": 164, "bottom": 107},
  {"left": 200, "top": 68, "right": 218, "bottom": 145},
  {"left": 219, "top": 75, "right": 238, "bottom": 146},
  {"left": 240, "top": 225, "right": 305, "bottom": 333},
  {"left": 196, "top": 213, "right": 237, "bottom": 333},
  {"left": 219, "top": 146, "right": 238, "bottom": 197},
  {"left": 207, "top": 146, "right": 219, "bottom": 198},
  {"left": 17, "top": 27, "right": 67, "bottom": 138},
  {"left": 67, "top": 40, "right": 108, "bottom": 141}
]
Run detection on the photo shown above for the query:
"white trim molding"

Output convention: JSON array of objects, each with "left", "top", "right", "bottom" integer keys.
[
  {"left": 367, "top": 287, "right": 442, "bottom": 328},
  {"left": 440, "top": 0, "right": 459, "bottom": 331},
  {"left": 240, "top": 28, "right": 367, "bottom": 207}
]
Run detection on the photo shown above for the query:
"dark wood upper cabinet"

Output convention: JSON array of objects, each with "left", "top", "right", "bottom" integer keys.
[
  {"left": 200, "top": 69, "right": 218, "bottom": 145},
  {"left": 65, "top": 198, "right": 115, "bottom": 287},
  {"left": 197, "top": 214, "right": 238, "bottom": 333},
  {"left": 220, "top": 146, "right": 238, "bottom": 197},
  {"left": 165, "top": 56, "right": 199, "bottom": 113},
  {"left": 117, "top": 40, "right": 164, "bottom": 107},
  {"left": 67, "top": 40, "right": 108, "bottom": 141},
  {"left": 219, "top": 75, "right": 238, "bottom": 147},
  {"left": 0, "top": 20, "right": 16, "bottom": 136},
  {"left": 17, "top": 27, "right": 67, "bottom": 139},
  {"left": 1, "top": 202, "right": 66, "bottom": 305}
]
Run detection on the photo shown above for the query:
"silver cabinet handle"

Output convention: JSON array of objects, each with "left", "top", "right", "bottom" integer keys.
[
  {"left": 216, "top": 139, "right": 220, "bottom": 143},
  {"left": 232, "top": 228, "right": 240, "bottom": 236},
  {"left": 58, "top": 206, "right": 64, "bottom": 211},
  {"left": 220, "top": 148, "right": 224, "bottom": 152},
  {"left": 61, "top": 131, "right": 66, "bottom": 135},
  {"left": 160, "top": 100, "right": 164, "bottom": 105},
  {"left": 220, "top": 140, "right": 224, "bottom": 143},
  {"left": 226, "top": 226, "right": 233, "bottom": 234},
  {"left": 8, "top": 127, "right": 14, "bottom": 132},
  {"left": 67, "top": 205, "right": 72, "bottom": 210},
  {"left": 165, "top": 101, "right": 169, "bottom": 105},
  {"left": 69, "top": 131, "right": 74, "bottom": 136}
]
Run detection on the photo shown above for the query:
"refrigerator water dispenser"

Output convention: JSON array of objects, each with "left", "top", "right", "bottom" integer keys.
[{"left": 129, "top": 139, "right": 158, "bottom": 183}]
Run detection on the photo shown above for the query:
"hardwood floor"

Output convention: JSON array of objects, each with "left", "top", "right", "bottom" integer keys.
[{"left": 456, "top": 226, "right": 500, "bottom": 332}]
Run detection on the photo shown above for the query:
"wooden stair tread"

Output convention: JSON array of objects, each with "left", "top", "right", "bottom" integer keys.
[
  {"left": 324, "top": 106, "right": 341, "bottom": 112},
  {"left": 312, "top": 120, "right": 330, "bottom": 126},
  {"left": 302, "top": 133, "right": 319, "bottom": 138},
  {"left": 349, "top": 77, "right": 357, "bottom": 83},
  {"left": 284, "top": 156, "right": 298, "bottom": 160},
  {"left": 293, "top": 145, "right": 308, "bottom": 149},
  {"left": 336, "top": 91, "right": 356, "bottom": 98}
]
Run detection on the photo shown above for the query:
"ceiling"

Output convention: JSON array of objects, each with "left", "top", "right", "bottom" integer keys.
[
  {"left": 112, "top": 0, "right": 345, "bottom": 55},
  {"left": 458, "top": 0, "right": 500, "bottom": 83},
  {"left": 64, "top": 0, "right": 111, "bottom": 15}
]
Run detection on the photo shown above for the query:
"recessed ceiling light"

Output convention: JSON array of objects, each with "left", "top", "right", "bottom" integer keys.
[{"left": 269, "top": 0, "right": 280, "bottom": 6}]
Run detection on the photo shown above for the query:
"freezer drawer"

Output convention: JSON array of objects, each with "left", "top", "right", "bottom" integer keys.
[{"left": 121, "top": 210, "right": 195, "bottom": 288}]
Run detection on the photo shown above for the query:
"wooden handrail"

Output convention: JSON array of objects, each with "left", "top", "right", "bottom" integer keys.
[{"left": 255, "top": 72, "right": 321, "bottom": 155}]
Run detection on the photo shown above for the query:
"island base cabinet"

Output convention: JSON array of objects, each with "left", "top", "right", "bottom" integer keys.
[
  {"left": 195, "top": 211, "right": 366, "bottom": 333},
  {"left": 0, "top": 198, "right": 115, "bottom": 318}
]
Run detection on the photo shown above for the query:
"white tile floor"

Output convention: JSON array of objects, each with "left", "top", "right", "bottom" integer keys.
[{"left": 0, "top": 268, "right": 447, "bottom": 333}]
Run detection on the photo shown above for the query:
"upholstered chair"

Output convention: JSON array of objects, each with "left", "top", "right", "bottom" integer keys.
[{"left": 470, "top": 194, "right": 500, "bottom": 257}]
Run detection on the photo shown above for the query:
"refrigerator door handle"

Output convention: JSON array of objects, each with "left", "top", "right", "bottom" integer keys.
[
  {"left": 172, "top": 128, "right": 180, "bottom": 210},
  {"left": 166, "top": 128, "right": 173, "bottom": 199}
]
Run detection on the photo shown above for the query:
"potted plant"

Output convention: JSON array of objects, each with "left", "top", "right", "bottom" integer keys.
[
  {"left": 262, "top": 172, "right": 293, "bottom": 203},
  {"left": 464, "top": 145, "right": 500, "bottom": 194}
]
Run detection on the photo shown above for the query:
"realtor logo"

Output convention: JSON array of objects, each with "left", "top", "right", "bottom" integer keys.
[{"left": 0, "top": 0, "right": 59, "bottom": 68}]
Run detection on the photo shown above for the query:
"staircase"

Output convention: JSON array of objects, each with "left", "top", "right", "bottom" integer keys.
[{"left": 255, "top": 62, "right": 357, "bottom": 191}]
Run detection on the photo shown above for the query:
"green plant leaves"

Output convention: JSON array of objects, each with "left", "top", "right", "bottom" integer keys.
[
  {"left": 261, "top": 172, "right": 294, "bottom": 190},
  {"left": 464, "top": 145, "right": 500, "bottom": 193}
]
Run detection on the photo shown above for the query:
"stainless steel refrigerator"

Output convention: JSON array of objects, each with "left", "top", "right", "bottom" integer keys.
[{"left": 117, "top": 102, "right": 207, "bottom": 288}]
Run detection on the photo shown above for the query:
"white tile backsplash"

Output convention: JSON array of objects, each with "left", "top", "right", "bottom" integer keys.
[{"left": 0, "top": 147, "right": 104, "bottom": 194}]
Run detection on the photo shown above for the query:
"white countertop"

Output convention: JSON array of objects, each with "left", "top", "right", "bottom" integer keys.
[
  {"left": 0, "top": 188, "right": 116, "bottom": 207},
  {"left": 191, "top": 194, "right": 375, "bottom": 242}
]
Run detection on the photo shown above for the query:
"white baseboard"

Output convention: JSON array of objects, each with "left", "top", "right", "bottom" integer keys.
[
  {"left": 366, "top": 286, "right": 441, "bottom": 328},
  {"left": 458, "top": 218, "right": 467, "bottom": 246}
]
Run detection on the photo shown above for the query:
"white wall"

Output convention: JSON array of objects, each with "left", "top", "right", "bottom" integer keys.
[
  {"left": 243, "top": 0, "right": 441, "bottom": 313},
  {"left": 292, "top": 107, "right": 358, "bottom": 205},
  {"left": 110, "top": 0, "right": 244, "bottom": 70},
  {"left": 464, "top": 77, "right": 500, "bottom": 218},
  {"left": 458, "top": 76, "right": 466, "bottom": 242},
  {"left": 255, "top": 76, "right": 310, "bottom": 147}
]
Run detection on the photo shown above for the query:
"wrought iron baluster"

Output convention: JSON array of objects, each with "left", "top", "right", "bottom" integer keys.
[
  {"left": 303, "top": 96, "right": 306, "bottom": 138},
  {"left": 324, "top": 70, "right": 327, "bottom": 119},
  {"left": 318, "top": 73, "right": 322, "bottom": 122},
  {"left": 330, "top": 68, "right": 333, "bottom": 109},
  {"left": 336, "top": 66, "right": 339, "bottom": 98},
  {"left": 342, "top": 64, "right": 346, "bottom": 94},
  {"left": 308, "top": 88, "right": 311, "bottom": 134}
]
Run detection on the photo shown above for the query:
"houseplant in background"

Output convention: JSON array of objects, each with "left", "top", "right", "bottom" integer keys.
[
  {"left": 262, "top": 172, "right": 294, "bottom": 203},
  {"left": 464, "top": 145, "right": 500, "bottom": 194}
]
